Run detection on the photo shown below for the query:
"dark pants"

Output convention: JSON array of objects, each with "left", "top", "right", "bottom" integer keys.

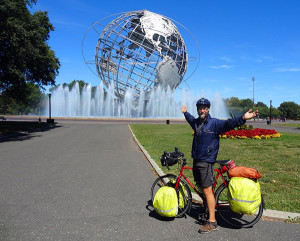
[{"left": 193, "top": 160, "right": 214, "bottom": 188}]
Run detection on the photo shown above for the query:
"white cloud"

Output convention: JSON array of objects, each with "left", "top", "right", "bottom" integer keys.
[
  {"left": 219, "top": 57, "right": 232, "bottom": 62},
  {"left": 53, "top": 20, "right": 87, "bottom": 29},
  {"left": 256, "top": 56, "right": 274, "bottom": 62},
  {"left": 274, "top": 67, "right": 300, "bottom": 72},
  {"left": 209, "top": 65, "right": 233, "bottom": 69}
]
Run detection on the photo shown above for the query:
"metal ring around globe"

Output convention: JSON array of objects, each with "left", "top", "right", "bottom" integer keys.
[
  {"left": 161, "top": 15, "right": 200, "bottom": 82},
  {"left": 81, "top": 12, "right": 130, "bottom": 78}
]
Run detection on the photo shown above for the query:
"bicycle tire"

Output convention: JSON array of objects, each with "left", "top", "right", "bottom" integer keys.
[
  {"left": 215, "top": 183, "right": 264, "bottom": 228},
  {"left": 150, "top": 174, "right": 192, "bottom": 217}
]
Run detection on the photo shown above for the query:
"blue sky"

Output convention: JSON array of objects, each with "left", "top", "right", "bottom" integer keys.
[{"left": 31, "top": 0, "right": 300, "bottom": 108}]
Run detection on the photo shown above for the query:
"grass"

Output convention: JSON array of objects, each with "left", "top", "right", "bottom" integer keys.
[
  {"left": 130, "top": 124, "right": 300, "bottom": 213},
  {"left": 274, "top": 123, "right": 300, "bottom": 129},
  {"left": 0, "top": 121, "right": 56, "bottom": 136},
  {"left": 285, "top": 216, "right": 300, "bottom": 223}
]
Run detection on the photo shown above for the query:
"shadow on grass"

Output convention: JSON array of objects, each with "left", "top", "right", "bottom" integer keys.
[{"left": 0, "top": 121, "right": 61, "bottom": 143}]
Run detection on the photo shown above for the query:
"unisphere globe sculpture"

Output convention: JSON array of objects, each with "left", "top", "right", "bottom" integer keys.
[{"left": 83, "top": 10, "right": 189, "bottom": 100}]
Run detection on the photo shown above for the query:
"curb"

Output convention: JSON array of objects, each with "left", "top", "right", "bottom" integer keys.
[{"left": 128, "top": 125, "right": 300, "bottom": 221}]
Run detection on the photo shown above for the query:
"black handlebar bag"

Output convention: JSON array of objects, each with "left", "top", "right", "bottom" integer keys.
[{"left": 160, "top": 148, "right": 184, "bottom": 167}]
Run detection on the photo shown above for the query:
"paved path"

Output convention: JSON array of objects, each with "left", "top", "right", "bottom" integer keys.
[
  {"left": 3, "top": 115, "right": 300, "bottom": 134},
  {"left": 0, "top": 123, "right": 299, "bottom": 240}
]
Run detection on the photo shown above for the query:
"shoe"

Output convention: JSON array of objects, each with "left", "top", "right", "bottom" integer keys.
[{"left": 198, "top": 221, "right": 218, "bottom": 234}]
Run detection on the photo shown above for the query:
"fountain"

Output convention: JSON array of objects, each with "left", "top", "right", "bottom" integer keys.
[{"left": 44, "top": 82, "right": 229, "bottom": 119}]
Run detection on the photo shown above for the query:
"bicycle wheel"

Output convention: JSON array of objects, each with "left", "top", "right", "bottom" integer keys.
[
  {"left": 215, "top": 183, "right": 264, "bottom": 228},
  {"left": 151, "top": 174, "right": 192, "bottom": 217}
]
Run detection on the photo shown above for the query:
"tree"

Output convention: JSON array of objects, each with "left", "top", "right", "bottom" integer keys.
[
  {"left": 256, "top": 101, "right": 268, "bottom": 108},
  {"left": 225, "top": 97, "right": 242, "bottom": 116},
  {"left": 225, "top": 97, "right": 241, "bottom": 107},
  {"left": 271, "top": 107, "right": 280, "bottom": 119},
  {"left": 278, "top": 101, "right": 300, "bottom": 120},
  {"left": 240, "top": 98, "right": 253, "bottom": 109},
  {"left": 0, "top": 82, "right": 46, "bottom": 115},
  {"left": 49, "top": 80, "right": 108, "bottom": 100},
  {"left": 225, "top": 97, "right": 283, "bottom": 119},
  {"left": 255, "top": 106, "right": 269, "bottom": 119},
  {"left": 226, "top": 97, "right": 257, "bottom": 116},
  {"left": 49, "top": 80, "right": 88, "bottom": 93},
  {"left": 0, "top": 0, "right": 60, "bottom": 101},
  {"left": 68, "top": 80, "right": 89, "bottom": 93}
]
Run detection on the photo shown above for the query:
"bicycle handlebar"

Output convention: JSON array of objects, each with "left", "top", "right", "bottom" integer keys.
[
  {"left": 161, "top": 147, "right": 234, "bottom": 170},
  {"left": 160, "top": 147, "right": 186, "bottom": 170}
]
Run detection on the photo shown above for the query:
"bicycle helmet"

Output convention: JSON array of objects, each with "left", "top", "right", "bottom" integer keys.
[{"left": 196, "top": 98, "right": 211, "bottom": 108}]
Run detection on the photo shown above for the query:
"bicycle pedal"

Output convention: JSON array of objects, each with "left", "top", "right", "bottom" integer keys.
[{"left": 196, "top": 213, "right": 208, "bottom": 221}]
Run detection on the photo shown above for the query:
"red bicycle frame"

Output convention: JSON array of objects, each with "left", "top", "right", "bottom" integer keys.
[{"left": 173, "top": 166, "right": 228, "bottom": 197}]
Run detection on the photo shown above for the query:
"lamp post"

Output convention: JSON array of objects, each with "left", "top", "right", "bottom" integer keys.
[
  {"left": 269, "top": 100, "right": 272, "bottom": 125},
  {"left": 47, "top": 94, "right": 54, "bottom": 123},
  {"left": 48, "top": 94, "right": 51, "bottom": 120},
  {"left": 252, "top": 77, "right": 255, "bottom": 109}
]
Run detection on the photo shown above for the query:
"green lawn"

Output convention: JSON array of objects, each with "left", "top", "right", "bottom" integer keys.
[
  {"left": 274, "top": 123, "right": 300, "bottom": 129},
  {"left": 130, "top": 124, "right": 300, "bottom": 213}
]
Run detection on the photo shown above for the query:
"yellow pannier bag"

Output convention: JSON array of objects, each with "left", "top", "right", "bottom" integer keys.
[
  {"left": 228, "top": 177, "right": 261, "bottom": 215},
  {"left": 153, "top": 186, "right": 178, "bottom": 217}
]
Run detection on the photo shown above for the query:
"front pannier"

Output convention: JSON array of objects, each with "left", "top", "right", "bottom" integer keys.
[{"left": 153, "top": 186, "right": 178, "bottom": 217}]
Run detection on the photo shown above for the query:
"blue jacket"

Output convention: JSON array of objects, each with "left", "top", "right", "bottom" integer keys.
[{"left": 184, "top": 112, "right": 246, "bottom": 163}]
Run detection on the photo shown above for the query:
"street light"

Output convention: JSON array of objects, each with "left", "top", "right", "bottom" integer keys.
[
  {"left": 48, "top": 94, "right": 51, "bottom": 120},
  {"left": 252, "top": 77, "right": 255, "bottom": 108},
  {"left": 269, "top": 100, "right": 272, "bottom": 125},
  {"left": 47, "top": 93, "right": 54, "bottom": 123}
]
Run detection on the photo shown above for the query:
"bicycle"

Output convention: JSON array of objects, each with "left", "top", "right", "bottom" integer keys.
[{"left": 150, "top": 147, "right": 265, "bottom": 228}]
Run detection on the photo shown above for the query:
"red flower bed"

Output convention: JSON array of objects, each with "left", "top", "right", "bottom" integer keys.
[{"left": 221, "top": 128, "right": 281, "bottom": 139}]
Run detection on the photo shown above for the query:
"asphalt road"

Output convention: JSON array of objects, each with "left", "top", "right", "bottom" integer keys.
[
  {"left": 0, "top": 123, "right": 299, "bottom": 240},
  {"left": 4, "top": 115, "right": 300, "bottom": 134}
]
